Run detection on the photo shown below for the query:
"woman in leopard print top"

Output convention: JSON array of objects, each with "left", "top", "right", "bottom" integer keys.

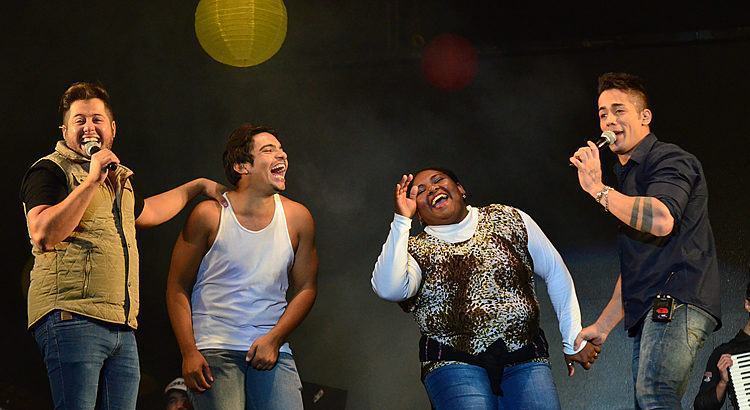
[{"left": 371, "top": 168, "right": 600, "bottom": 409}]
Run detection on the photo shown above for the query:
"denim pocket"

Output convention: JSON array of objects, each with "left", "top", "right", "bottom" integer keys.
[
  {"left": 685, "top": 305, "right": 714, "bottom": 350},
  {"left": 31, "top": 315, "right": 49, "bottom": 344},
  {"left": 51, "top": 312, "right": 92, "bottom": 332}
]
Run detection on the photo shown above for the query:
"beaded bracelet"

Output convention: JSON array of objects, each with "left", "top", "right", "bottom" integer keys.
[{"left": 595, "top": 185, "right": 612, "bottom": 213}]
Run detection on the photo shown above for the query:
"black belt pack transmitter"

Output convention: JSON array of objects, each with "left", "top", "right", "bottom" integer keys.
[{"left": 652, "top": 294, "right": 676, "bottom": 322}]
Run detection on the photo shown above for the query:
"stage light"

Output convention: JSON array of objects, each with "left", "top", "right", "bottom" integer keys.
[
  {"left": 421, "top": 33, "right": 478, "bottom": 91},
  {"left": 195, "top": 0, "right": 287, "bottom": 67}
]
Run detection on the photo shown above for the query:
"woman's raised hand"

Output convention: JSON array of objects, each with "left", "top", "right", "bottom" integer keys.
[{"left": 394, "top": 174, "right": 418, "bottom": 218}]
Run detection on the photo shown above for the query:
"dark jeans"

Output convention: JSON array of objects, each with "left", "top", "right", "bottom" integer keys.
[{"left": 32, "top": 311, "right": 140, "bottom": 409}]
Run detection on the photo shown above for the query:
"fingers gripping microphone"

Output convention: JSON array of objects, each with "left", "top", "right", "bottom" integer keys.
[
  {"left": 569, "top": 131, "right": 617, "bottom": 167},
  {"left": 83, "top": 141, "right": 117, "bottom": 171}
]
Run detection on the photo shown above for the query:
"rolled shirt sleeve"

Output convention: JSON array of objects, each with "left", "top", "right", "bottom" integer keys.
[{"left": 643, "top": 150, "right": 700, "bottom": 226}]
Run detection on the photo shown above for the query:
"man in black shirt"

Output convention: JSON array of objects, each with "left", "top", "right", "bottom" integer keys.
[
  {"left": 694, "top": 282, "right": 750, "bottom": 410},
  {"left": 20, "top": 82, "right": 227, "bottom": 409},
  {"left": 569, "top": 72, "right": 720, "bottom": 408}
]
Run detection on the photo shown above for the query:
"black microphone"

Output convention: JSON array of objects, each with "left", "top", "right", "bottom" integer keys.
[
  {"left": 569, "top": 131, "right": 617, "bottom": 167},
  {"left": 83, "top": 141, "right": 118, "bottom": 171}
]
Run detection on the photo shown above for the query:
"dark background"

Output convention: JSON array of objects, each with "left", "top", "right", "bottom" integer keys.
[{"left": 1, "top": 2, "right": 748, "bottom": 408}]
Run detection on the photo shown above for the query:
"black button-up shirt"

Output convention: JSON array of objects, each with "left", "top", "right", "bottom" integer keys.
[{"left": 613, "top": 133, "right": 720, "bottom": 334}]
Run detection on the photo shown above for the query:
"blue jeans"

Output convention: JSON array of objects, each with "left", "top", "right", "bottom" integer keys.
[
  {"left": 189, "top": 349, "right": 303, "bottom": 410},
  {"left": 632, "top": 303, "right": 716, "bottom": 409},
  {"left": 423, "top": 361, "right": 561, "bottom": 410},
  {"left": 32, "top": 311, "right": 140, "bottom": 409}
]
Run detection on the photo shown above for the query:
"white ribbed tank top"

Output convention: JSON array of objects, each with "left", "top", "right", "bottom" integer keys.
[{"left": 191, "top": 193, "right": 294, "bottom": 353}]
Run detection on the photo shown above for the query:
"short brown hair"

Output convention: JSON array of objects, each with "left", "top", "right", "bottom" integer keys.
[
  {"left": 222, "top": 124, "right": 279, "bottom": 186},
  {"left": 598, "top": 72, "right": 649, "bottom": 111},
  {"left": 59, "top": 82, "right": 115, "bottom": 122}
]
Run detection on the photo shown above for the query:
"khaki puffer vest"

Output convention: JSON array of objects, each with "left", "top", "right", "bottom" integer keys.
[{"left": 25, "top": 141, "right": 140, "bottom": 329}]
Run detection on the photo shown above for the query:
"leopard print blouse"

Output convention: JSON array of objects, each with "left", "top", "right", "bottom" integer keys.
[{"left": 400, "top": 204, "right": 542, "bottom": 372}]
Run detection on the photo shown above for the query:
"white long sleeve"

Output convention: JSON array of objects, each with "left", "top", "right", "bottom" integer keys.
[
  {"left": 519, "top": 210, "right": 586, "bottom": 355},
  {"left": 370, "top": 207, "right": 479, "bottom": 301},
  {"left": 370, "top": 206, "right": 585, "bottom": 355},
  {"left": 371, "top": 214, "right": 423, "bottom": 301}
]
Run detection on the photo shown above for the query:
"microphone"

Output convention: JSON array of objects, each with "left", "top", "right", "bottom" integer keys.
[
  {"left": 83, "top": 141, "right": 117, "bottom": 171},
  {"left": 595, "top": 130, "right": 617, "bottom": 149},
  {"left": 569, "top": 131, "right": 617, "bottom": 167}
]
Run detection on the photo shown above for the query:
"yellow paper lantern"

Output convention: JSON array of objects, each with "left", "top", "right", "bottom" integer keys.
[{"left": 195, "top": 0, "right": 287, "bottom": 67}]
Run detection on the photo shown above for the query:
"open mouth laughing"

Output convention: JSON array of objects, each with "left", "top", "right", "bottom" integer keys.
[
  {"left": 270, "top": 162, "right": 286, "bottom": 181},
  {"left": 430, "top": 192, "right": 449, "bottom": 209},
  {"left": 81, "top": 135, "right": 100, "bottom": 145}
]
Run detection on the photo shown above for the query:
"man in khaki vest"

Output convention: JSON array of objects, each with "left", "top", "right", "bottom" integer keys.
[{"left": 20, "top": 82, "right": 227, "bottom": 409}]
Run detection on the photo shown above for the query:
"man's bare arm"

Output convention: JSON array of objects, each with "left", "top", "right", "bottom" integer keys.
[
  {"left": 136, "top": 178, "right": 227, "bottom": 229},
  {"left": 166, "top": 200, "right": 220, "bottom": 391},
  {"left": 603, "top": 190, "right": 674, "bottom": 236},
  {"left": 575, "top": 275, "right": 624, "bottom": 348}
]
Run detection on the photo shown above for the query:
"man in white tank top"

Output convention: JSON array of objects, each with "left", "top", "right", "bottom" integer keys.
[{"left": 166, "top": 125, "right": 318, "bottom": 410}]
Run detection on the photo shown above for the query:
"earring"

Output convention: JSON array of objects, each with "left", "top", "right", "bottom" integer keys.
[{"left": 462, "top": 194, "right": 466, "bottom": 199}]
